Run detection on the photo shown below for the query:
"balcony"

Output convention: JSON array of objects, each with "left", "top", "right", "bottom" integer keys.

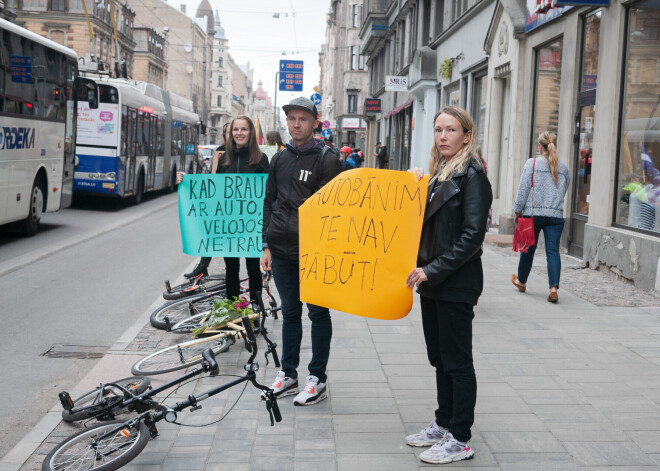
[{"left": 359, "top": 0, "right": 390, "bottom": 56}]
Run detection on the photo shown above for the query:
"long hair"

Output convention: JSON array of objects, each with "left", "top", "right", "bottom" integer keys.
[
  {"left": 428, "top": 106, "right": 481, "bottom": 182},
  {"left": 266, "top": 131, "right": 284, "bottom": 148},
  {"left": 223, "top": 116, "right": 263, "bottom": 167},
  {"left": 538, "top": 131, "right": 559, "bottom": 185}
]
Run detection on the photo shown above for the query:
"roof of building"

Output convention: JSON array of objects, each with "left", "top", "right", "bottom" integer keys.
[{"left": 195, "top": 0, "right": 214, "bottom": 33}]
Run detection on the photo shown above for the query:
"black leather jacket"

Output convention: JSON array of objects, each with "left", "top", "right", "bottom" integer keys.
[{"left": 416, "top": 160, "right": 493, "bottom": 305}]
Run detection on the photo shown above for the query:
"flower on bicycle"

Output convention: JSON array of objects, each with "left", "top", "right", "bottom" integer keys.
[
  {"left": 234, "top": 300, "right": 250, "bottom": 310},
  {"left": 191, "top": 297, "right": 255, "bottom": 337}
]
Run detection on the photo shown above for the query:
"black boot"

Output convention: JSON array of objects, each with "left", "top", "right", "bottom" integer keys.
[{"left": 184, "top": 261, "right": 209, "bottom": 278}]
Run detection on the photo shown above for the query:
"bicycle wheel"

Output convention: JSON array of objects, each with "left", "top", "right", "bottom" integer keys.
[
  {"left": 42, "top": 420, "right": 150, "bottom": 471},
  {"left": 150, "top": 293, "right": 217, "bottom": 330},
  {"left": 169, "top": 313, "right": 208, "bottom": 333},
  {"left": 131, "top": 336, "right": 231, "bottom": 375},
  {"left": 163, "top": 275, "right": 226, "bottom": 301},
  {"left": 62, "top": 377, "right": 151, "bottom": 422}
]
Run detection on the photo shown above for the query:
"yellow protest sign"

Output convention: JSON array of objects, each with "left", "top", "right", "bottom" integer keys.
[{"left": 299, "top": 168, "right": 429, "bottom": 320}]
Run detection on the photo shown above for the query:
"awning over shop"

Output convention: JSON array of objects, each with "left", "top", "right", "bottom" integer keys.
[{"left": 384, "top": 98, "right": 414, "bottom": 119}]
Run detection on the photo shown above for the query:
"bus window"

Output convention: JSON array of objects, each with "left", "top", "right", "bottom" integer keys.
[{"left": 99, "top": 84, "right": 118, "bottom": 104}]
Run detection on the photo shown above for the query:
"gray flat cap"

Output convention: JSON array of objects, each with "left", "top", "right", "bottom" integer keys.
[{"left": 282, "top": 96, "right": 318, "bottom": 118}]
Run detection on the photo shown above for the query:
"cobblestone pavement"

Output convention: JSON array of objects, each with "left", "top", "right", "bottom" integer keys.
[
  {"left": 490, "top": 244, "right": 660, "bottom": 307},
  {"left": 11, "top": 246, "right": 660, "bottom": 471}
]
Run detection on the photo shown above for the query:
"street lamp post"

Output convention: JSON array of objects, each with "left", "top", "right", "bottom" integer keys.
[{"left": 274, "top": 71, "right": 280, "bottom": 131}]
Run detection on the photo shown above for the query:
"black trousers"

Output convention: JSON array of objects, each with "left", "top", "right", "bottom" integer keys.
[
  {"left": 420, "top": 297, "right": 476, "bottom": 443},
  {"left": 224, "top": 256, "right": 262, "bottom": 304}
]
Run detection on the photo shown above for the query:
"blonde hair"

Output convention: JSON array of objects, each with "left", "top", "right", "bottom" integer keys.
[
  {"left": 538, "top": 131, "right": 559, "bottom": 185},
  {"left": 428, "top": 106, "right": 481, "bottom": 182}
]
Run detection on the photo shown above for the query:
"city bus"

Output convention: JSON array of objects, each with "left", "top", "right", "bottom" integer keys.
[
  {"left": 74, "top": 78, "right": 200, "bottom": 204},
  {"left": 0, "top": 19, "right": 98, "bottom": 235}
]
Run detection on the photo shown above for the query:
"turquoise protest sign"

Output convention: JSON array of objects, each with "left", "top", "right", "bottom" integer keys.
[{"left": 178, "top": 174, "right": 267, "bottom": 257}]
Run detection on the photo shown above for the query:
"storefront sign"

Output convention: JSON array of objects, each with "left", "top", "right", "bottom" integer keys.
[
  {"left": 364, "top": 98, "right": 382, "bottom": 114},
  {"left": 525, "top": 0, "right": 572, "bottom": 33},
  {"left": 385, "top": 75, "right": 408, "bottom": 91},
  {"left": 583, "top": 74, "right": 597, "bottom": 91},
  {"left": 342, "top": 117, "right": 362, "bottom": 129}
]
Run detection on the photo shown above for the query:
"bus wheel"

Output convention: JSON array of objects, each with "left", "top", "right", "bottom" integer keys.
[
  {"left": 20, "top": 178, "right": 44, "bottom": 236},
  {"left": 131, "top": 173, "right": 144, "bottom": 205}
]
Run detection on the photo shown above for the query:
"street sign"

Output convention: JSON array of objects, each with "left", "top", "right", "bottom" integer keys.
[
  {"left": 279, "top": 60, "right": 304, "bottom": 92},
  {"left": 321, "top": 129, "right": 331, "bottom": 138},
  {"left": 311, "top": 93, "right": 322, "bottom": 105},
  {"left": 322, "top": 120, "right": 331, "bottom": 129}
]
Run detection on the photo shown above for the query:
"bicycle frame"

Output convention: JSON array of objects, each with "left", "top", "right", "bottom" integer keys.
[{"left": 83, "top": 318, "right": 281, "bottom": 447}]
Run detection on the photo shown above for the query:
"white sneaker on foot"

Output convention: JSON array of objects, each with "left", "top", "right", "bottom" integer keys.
[
  {"left": 292, "top": 375, "right": 327, "bottom": 406},
  {"left": 419, "top": 432, "right": 474, "bottom": 464},
  {"left": 261, "top": 371, "right": 298, "bottom": 400},
  {"left": 405, "top": 421, "right": 448, "bottom": 447}
]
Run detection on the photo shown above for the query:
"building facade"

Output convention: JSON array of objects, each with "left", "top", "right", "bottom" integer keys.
[
  {"left": 132, "top": 26, "right": 167, "bottom": 88},
  {"left": 14, "top": 0, "right": 136, "bottom": 76},
  {"left": 128, "top": 0, "right": 211, "bottom": 126},
  {"left": 321, "top": 0, "right": 369, "bottom": 152},
  {"left": 207, "top": 11, "right": 231, "bottom": 145},
  {"left": 482, "top": 0, "right": 660, "bottom": 292}
]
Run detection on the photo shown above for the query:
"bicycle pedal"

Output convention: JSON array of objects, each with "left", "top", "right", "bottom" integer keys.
[{"left": 165, "top": 280, "right": 171, "bottom": 293}]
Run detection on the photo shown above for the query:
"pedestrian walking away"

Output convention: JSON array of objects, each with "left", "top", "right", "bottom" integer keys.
[
  {"left": 261, "top": 96, "right": 342, "bottom": 406},
  {"left": 511, "top": 131, "right": 570, "bottom": 303},
  {"left": 406, "top": 106, "right": 492, "bottom": 465},
  {"left": 178, "top": 117, "right": 269, "bottom": 304}
]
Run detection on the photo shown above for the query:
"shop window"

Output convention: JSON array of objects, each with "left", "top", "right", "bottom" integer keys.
[
  {"left": 615, "top": 0, "right": 660, "bottom": 233},
  {"left": 530, "top": 39, "right": 562, "bottom": 157},
  {"left": 445, "top": 84, "right": 460, "bottom": 107}
]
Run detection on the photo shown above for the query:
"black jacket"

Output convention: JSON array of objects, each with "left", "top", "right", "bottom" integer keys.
[
  {"left": 416, "top": 160, "right": 493, "bottom": 305},
  {"left": 263, "top": 139, "right": 341, "bottom": 260},
  {"left": 216, "top": 147, "right": 269, "bottom": 174}
]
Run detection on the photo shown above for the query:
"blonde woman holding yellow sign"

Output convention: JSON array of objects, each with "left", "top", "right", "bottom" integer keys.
[{"left": 405, "top": 106, "right": 492, "bottom": 465}]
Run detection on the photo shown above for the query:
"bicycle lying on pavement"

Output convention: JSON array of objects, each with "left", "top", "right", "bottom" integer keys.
[
  {"left": 151, "top": 270, "right": 279, "bottom": 330},
  {"left": 133, "top": 296, "right": 281, "bottom": 376},
  {"left": 44, "top": 316, "right": 282, "bottom": 471}
]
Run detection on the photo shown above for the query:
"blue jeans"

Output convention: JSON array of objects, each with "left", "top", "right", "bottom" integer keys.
[
  {"left": 271, "top": 256, "right": 332, "bottom": 383},
  {"left": 517, "top": 216, "right": 565, "bottom": 288}
]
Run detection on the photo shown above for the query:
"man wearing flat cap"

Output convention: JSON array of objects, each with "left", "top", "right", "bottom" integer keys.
[{"left": 261, "top": 96, "right": 341, "bottom": 406}]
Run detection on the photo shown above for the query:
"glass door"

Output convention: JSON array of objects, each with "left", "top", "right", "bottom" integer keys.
[{"left": 569, "top": 10, "right": 601, "bottom": 257}]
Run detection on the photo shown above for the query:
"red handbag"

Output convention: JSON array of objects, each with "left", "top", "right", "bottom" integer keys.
[{"left": 513, "top": 158, "right": 536, "bottom": 253}]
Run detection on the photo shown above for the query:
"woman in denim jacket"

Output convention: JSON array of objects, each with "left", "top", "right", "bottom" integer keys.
[{"left": 511, "top": 131, "right": 570, "bottom": 302}]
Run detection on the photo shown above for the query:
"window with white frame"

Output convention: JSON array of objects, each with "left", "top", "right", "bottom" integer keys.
[
  {"left": 352, "top": 4, "right": 360, "bottom": 27},
  {"left": 348, "top": 94, "right": 357, "bottom": 114}
]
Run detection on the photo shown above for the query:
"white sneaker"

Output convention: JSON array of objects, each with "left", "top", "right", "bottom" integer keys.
[
  {"left": 419, "top": 432, "right": 474, "bottom": 464},
  {"left": 261, "top": 371, "right": 298, "bottom": 400},
  {"left": 405, "top": 421, "right": 448, "bottom": 447},
  {"left": 292, "top": 375, "right": 327, "bottom": 406}
]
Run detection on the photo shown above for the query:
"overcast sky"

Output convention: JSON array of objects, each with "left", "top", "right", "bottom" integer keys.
[{"left": 178, "top": 0, "right": 331, "bottom": 112}]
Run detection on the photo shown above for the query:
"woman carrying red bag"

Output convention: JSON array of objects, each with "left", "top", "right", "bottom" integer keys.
[{"left": 511, "top": 131, "right": 570, "bottom": 303}]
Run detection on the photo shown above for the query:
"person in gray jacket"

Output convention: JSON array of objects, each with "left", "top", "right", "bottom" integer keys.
[{"left": 511, "top": 131, "right": 570, "bottom": 303}]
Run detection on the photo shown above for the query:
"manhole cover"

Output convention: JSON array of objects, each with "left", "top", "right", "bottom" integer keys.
[{"left": 42, "top": 344, "right": 108, "bottom": 359}]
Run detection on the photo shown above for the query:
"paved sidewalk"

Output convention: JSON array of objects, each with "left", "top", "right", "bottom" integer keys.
[{"left": 7, "top": 244, "right": 660, "bottom": 470}]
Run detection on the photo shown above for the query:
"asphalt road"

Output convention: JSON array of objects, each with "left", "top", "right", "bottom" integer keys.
[{"left": 0, "top": 191, "right": 194, "bottom": 457}]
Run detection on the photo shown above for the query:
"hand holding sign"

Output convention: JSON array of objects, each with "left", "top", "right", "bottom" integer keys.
[{"left": 299, "top": 169, "right": 428, "bottom": 320}]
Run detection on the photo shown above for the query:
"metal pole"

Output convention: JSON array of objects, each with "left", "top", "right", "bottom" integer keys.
[{"left": 274, "top": 71, "right": 279, "bottom": 131}]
